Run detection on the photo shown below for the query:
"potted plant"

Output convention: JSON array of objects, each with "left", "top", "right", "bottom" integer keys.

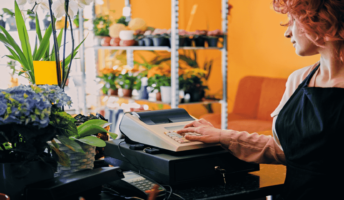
[
  {"left": 192, "top": 30, "right": 207, "bottom": 47},
  {"left": 93, "top": 14, "right": 112, "bottom": 46},
  {"left": 134, "top": 29, "right": 145, "bottom": 46},
  {"left": 2, "top": 8, "right": 16, "bottom": 30},
  {"left": 115, "top": 66, "right": 140, "bottom": 97},
  {"left": 147, "top": 66, "right": 171, "bottom": 102},
  {"left": 43, "top": 14, "right": 51, "bottom": 29},
  {"left": 0, "top": 12, "right": 5, "bottom": 28},
  {"left": 98, "top": 67, "right": 121, "bottom": 95},
  {"left": 151, "top": 28, "right": 170, "bottom": 46},
  {"left": 178, "top": 29, "right": 192, "bottom": 47},
  {"left": 180, "top": 67, "right": 208, "bottom": 102},
  {"left": 0, "top": 85, "right": 75, "bottom": 199},
  {"left": 206, "top": 29, "right": 224, "bottom": 47},
  {"left": 143, "top": 29, "right": 154, "bottom": 46},
  {"left": 27, "top": 10, "right": 36, "bottom": 30}
]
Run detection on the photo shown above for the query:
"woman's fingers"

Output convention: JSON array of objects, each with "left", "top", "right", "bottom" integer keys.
[
  {"left": 184, "top": 121, "right": 196, "bottom": 128},
  {"left": 177, "top": 127, "right": 199, "bottom": 134},
  {"left": 184, "top": 134, "right": 203, "bottom": 142}
]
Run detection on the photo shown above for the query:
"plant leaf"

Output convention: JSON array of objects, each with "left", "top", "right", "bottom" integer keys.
[
  {"left": 35, "top": 13, "right": 42, "bottom": 42},
  {"left": 74, "top": 136, "right": 106, "bottom": 147},
  {"left": 108, "top": 132, "right": 118, "bottom": 140},
  {"left": 51, "top": 139, "right": 59, "bottom": 149},
  {"left": 77, "top": 119, "right": 109, "bottom": 134},
  {"left": 34, "top": 23, "right": 52, "bottom": 60},
  {"left": 77, "top": 124, "right": 108, "bottom": 138},
  {"left": 15, "top": 1, "right": 34, "bottom": 83},
  {"left": 57, "top": 135, "right": 85, "bottom": 153}
]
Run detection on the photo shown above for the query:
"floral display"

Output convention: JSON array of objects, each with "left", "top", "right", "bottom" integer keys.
[{"left": 0, "top": 85, "right": 71, "bottom": 128}]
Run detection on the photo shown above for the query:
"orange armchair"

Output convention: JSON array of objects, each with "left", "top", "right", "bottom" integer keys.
[{"left": 201, "top": 76, "right": 287, "bottom": 134}]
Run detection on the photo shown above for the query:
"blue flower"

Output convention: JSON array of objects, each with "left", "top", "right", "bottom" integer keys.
[{"left": 0, "top": 102, "right": 6, "bottom": 116}]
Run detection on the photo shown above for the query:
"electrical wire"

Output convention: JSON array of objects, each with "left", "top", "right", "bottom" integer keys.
[{"left": 172, "top": 193, "right": 185, "bottom": 200}]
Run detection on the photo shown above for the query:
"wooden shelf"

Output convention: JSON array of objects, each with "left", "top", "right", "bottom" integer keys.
[{"left": 88, "top": 46, "right": 223, "bottom": 51}]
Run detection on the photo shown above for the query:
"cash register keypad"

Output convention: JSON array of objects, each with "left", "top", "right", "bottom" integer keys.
[{"left": 164, "top": 131, "right": 201, "bottom": 143}]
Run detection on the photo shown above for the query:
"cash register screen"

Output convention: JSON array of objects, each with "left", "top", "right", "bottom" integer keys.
[{"left": 164, "top": 125, "right": 185, "bottom": 132}]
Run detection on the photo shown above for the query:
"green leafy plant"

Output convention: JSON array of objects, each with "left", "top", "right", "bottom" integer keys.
[
  {"left": 148, "top": 74, "right": 171, "bottom": 92},
  {"left": 0, "top": 1, "right": 85, "bottom": 84},
  {"left": 116, "top": 73, "right": 138, "bottom": 90},
  {"left": 116, "top": 16, "right": 128, "bottom": 26},
  {"left": 93, "top": 14, "right": 112, "bottom": 37},
  {"left": 73, "top": 12, "right": 89, "bottom": 28},
  {"left": 98, "top": 73, "right": 118, "bottom": 94},
  {"left": 7, "top": 60, "right": 16, "bottom": 76},
  {"left": 2, "top": 8, "right": 14, "bottom": 18}
]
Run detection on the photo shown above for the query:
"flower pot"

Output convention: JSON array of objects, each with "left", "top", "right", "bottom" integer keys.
[
  {"left": 207, "top": 37, "right": 219, "bottom": 47},
  {"left": 94, "top": 36, "right": 102, "bottom": 46},
  {"left": 137, "top": 39, "right": 145, "bottom": 46},
  {"left": 193, "top": 36, "right": 206, "bottom": 47},
  {"left": 160, "top": 86, "right": 171, "bottom": 104},
  {"left": 120, "top": 39, "right": 136, "bottom": 46},
  {"left": 156, "top": 92, "right": 162, "bottom": 101},
  {"left": 108, "top": 88, "right": 118, "bottom": 96},
  {"left": 180, "top": 37, "right": 192, "bottom": 46},
  {"left": 0, "top": 161, "right": 54, "bottom": 200},
  {"left": 186, "top": 89, "right": 205, "bottom": 102},
  {"left": 29, "top": 20, "right": 36, "bottom": 30},
  {"left": 122, "top": 89, "right": 133, "bottom": 97},
  {"left": 43, "top": 18, "right": 51, "bottom": 29},
  {"left": 55, "top": 141, "right": 96, "bottom": 177},
  {"left": 33, "top": 61, "right": 60, "bottom": 85},
  {"left": 6, "top": 17, "right": 16, "bottom": 31},
  {"left": 143, "top": 37, "right": 153, "bottom": 46},
  {"left": 110, "top": 37, "right": 120, "bottom": 46},
  {"left": 101, "top": 36, "right": 111, "bottom": 46},
  {"left": 152, "top": 37, "right": 169, "bottom": 46},
  {"left": 0, "top": 19, "right": 6, "bottom": 28}
]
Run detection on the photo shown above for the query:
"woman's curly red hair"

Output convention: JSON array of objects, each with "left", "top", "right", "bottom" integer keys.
[{"left": 273, "top": 0, "right": 344, "bottom": 61}]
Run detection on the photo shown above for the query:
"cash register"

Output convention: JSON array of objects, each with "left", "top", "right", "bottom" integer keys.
[{"left": 104, "top": 108, "right": 259, "bottom": 186}]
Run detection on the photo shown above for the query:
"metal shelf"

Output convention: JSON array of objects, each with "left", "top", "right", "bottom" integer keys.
[
  {"left": 88, "top": 46, "right": 224, "bottom": 51},
  {"left": 102, "top": 95, "right": 221, "bottom": 106}
]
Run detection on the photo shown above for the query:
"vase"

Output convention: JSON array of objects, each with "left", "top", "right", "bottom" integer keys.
[
  {"left": 33, "top": 61, "right": 60, "bottom": 85},
  {"left": 156, "top": 92, "right": 162, "bottom": 101},
  {"left": 207, "top": 37, "right": 219, "bottom": 47},
  {"left": 0, "top": 161, "right": 54, "bottom": 200},
  {"left": 160, "top": 86, "right": 171, "bottom": 104},
  {"left": 55, "top": 141, "right": 96, "bottom": 178},
  {"left": 108, "top": 88, "right": 118, "bottom": 96},
  {"left": 122, "top": 89, "right": 133, "bottom": 97},
  {"left": 6, "top": 17, "right": 16, "bottom": 31}
]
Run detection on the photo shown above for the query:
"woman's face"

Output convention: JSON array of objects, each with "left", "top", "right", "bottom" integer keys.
[{"left": 284, "top": 18, "right": 319, "bottom": 56}]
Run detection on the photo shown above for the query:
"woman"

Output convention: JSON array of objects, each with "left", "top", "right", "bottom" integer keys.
[{"left": 177, "top": 0, "right": 344, "bottom": 199}]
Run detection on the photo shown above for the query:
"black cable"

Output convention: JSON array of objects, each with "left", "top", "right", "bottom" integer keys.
[
  {"left": 162, "top": 185, "right": 173, "bottom": 200},
  {"left": 172, "top": 193, "right": 185, "bottom": 200}
]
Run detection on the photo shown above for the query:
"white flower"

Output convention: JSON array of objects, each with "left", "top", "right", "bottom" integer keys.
[
  {"left": 52, "top": 0, "right": 79, "bottom": 18},
  {"left": 27, "top": 0, "right": 36, "bottom": 4},
  {"left": 17, "top": 0, "right": 27, "bottom": 6},
  {"left": 77, "top": 0, "right": 94, "bottom": 6}
]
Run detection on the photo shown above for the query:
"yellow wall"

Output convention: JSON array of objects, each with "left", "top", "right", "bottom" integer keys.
[{"left": 97, "top": 0, "right": 320, "bottom": 115}]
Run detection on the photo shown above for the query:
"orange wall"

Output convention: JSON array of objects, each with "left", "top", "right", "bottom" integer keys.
[{"left": 98, "top": 0, "right": 320, "bottom": 115}]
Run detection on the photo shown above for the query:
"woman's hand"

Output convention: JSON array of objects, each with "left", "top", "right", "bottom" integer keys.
[{"left": 177, "top": 119, "right": 221, "bottom": 144}]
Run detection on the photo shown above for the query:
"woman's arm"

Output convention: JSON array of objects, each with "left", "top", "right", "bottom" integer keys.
[{"left": 177, "top": 119, "right": 286, "bottom": 165}]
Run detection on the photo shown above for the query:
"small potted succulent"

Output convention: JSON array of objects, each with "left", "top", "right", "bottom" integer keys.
[
  {"left": 43, "top": 14, "right": 51, "bottom": 29},
  {"left": 0, "top": 12, "right": 6, "bottom": 28},
  {"left": 3, "top": 8, "right": 16, "bottom": 30},
  {"left": 143, "top": 29, "right": 154, "bottom": 46},
  {"left": 93, "top": 14, "right": 112, "bottom": 46},
  {"left": 134, "top": 29, "right": 145, "bottom": 46},
  {"left": 192, "top": 30, "right": 208, "bottom": 47},
  {"left": 178, "top": 29, "right": 192, "bottom": 47},
  {"left": 151, "top": 28, "right": 170, "bottom": 46},
  {"left": 206, "top": 29, "right": 224, "bottom": 47},
  {"left": 27, "top": 10, "right": 36, "bottom": 30},
  {"left": 115, "top": 66, "right": 140, "bottom": 97}
]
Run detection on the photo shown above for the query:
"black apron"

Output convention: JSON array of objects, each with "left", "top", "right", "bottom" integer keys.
[{"left": 275, "top": 64, "right": 344, "bottom": 200}]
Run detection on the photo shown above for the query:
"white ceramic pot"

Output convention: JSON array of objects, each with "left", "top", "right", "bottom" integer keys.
[{"left": 160, "top": 86, "right": 171, "bottom": 104}]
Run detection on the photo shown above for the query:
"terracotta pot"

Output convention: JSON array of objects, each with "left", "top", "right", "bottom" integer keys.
[
  {"left": 122, "top": 89, "right": 133, "bottom": 97},
  {"left": 108, "top": 89, "right": 118, "bottom": 96},
  {"left": 101, "top": 36, "right": 111, "bottom": 46},
  {"left": 110, "top": 37, "right": 121, "bottom": 46},
  {"left": 156, "top": 92, "right": 162, "bottom": 101},
  {"left": 120, "top": 39, "right": 136, "bottom": 46}
]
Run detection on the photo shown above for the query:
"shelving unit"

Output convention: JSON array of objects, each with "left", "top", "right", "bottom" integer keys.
[{"left": 78, "top": 0, "right": 229, "bottom": 129}]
